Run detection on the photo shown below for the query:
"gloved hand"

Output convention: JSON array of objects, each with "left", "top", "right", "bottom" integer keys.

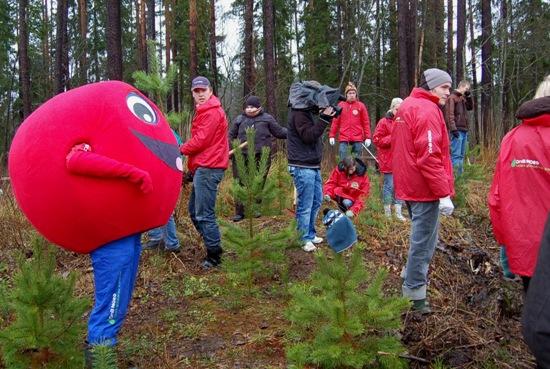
[
  {"left": 319, "top": 106, "right": 336, "bottom": 123},
  {"left": 364, "top": 139, "right": 372, "bottom": 147},
  {"left": 439, "top": 196, "right": 454, "bottom": 216},
  {"left": 345, "top": 210, "right": 354, "bottom": 217},
  {"left": 324, "top": 194, "right": 332, "bottom": 202},
  {"left": 464, "top": 90, "right": 471, "bottom": 97},
  {"left": 329, "top": 137, "right": 335, "bottom": 146},
  {"left": 451, "top": 130, "right": 460, "bottom": 139}
]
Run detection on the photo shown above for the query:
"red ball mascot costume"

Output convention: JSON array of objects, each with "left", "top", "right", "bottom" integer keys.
[{"left": 9, "top": 81, "right": 182, "bottom": 357}]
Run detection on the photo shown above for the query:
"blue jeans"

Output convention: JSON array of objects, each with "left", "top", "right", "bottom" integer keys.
[
  {"left": 147, "top": 214, "right": 179, "bottom": 250},
  {"left": 88, "top": 234, "right": 141, "bottom": 346},
  {"left": 450, "top": 131, "right": 468, "bottom": 176},
  {"left": 289, "top": 166, "right": 322, "bottom": 242},
  {"left": 338, "top": 141, "right": 363, "bottom": 160},
  {"left": 402, "top": 201, "right": 440, "bottom": 300},
  {"left": 382, "top": 173, "right": 403, "bottom": 206},
  {"left": 188, "top": 167, "right": 224, "bottom": 256}
]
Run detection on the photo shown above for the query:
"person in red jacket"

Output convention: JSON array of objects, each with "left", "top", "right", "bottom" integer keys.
[
  {"left": 323, "top": 156, "right": 370, "bottom": 217},
  {"left": 373, "top": 97, "right": 406, "bottom": 221},
  {"left": 488, "top": 75, "right": 550, "bottom": 292},
  {"left": 392, "top": 68, "right": 455, "bottom": 314},
  {"left": 328, "top": 82, "right": 371, "bottom": 159},
  {"left": 180, "top": 76, "right": 229, "bottom": 269}
]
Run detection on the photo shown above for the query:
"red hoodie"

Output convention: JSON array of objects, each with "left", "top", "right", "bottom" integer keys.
[
  {"left": 373, "top": 112, "right": 396, "bottom": 173},
  {"left": 180, "top": 95, "right": 229, "bottom": 173},
  {"left": 323, "top": 158, "right": 370, "bottom": 215},
  {"left": 329, "top": 100, "right": 371, "bottom": 142},
  {"left": 391, "top": 88, "right": 455, "bottom": 201},
  {"left": 488, "top": 96, "right": 550, "bottom": 277}
]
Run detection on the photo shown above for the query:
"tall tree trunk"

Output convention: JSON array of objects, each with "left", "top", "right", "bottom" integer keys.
[
  {"left": 407, "top": 0, "right": 417, "bottom": 86},
  {"left": 165, "top": 0, "right": 172, "bottom": 111},
  {"left": 336, "top": 1, "right": 343, "bottom": 77},
  {"left": 480, "top": 0, "right": 493, "bottom": 145},
  {"left": 189, "top": 0, "right": 198, "bottom": 78},
  {"left": 18, "top": 0, "right": 32, "bottom": 118},
  {"left": 468, "top": 0, "right": 479, "bottom": 144},
  {"left": 446, "top": 0, "right": 453, "bottom": 76},
  {"left": 433, "top": 0, "right": 445, "bottom": 68},
  {"left": 375, "top": 0, "right": 381, "bottom": 122},
  {"left": 55, "top": 0, "right": 69, "bottom": 93},
  {"left": 42, "top": 0, "right": 51, "bottom": 95},
  {"left": 209, "top": 0, "right": 219, "bottom": 94},
  {"left": 243, "top": 0, "right": 255, "bottom": 97},
  {"left": 456, "top": 0, "right": 466, "bottom": 82},
  {"left": 137, "top": 0, "right": 147, "bottom": 71},
  {"left": 263, "top": 0, "right": 277, "bottom": 118},
  {"left": 78, "top": 0, "right": 88, "bottom": 84},
  {"left": 146, "top": 0, "right": 155, "bottom": 41},
  {"left": 106, "top": 0, "right": 123, "bottom": 80},
  {"left": 293, "top": 0, "right": 302, "bottom": 77},
  {"left": 397, "top": 0, "right": 415, "bottom": 96},
  {"left": 500, "top": 0, "right": 511, "bottom": 135}
]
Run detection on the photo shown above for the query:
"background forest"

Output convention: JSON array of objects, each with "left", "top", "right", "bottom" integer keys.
[{"left": 1, "top": 0, "right": 549, "bottom": 159}]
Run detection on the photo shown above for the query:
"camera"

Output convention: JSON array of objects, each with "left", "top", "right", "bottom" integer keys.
[{"left": 288, "top": 81, "right": 346, "bottom": 118}]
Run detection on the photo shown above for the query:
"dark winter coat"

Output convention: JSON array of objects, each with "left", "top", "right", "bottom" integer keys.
[
  {"left": 228, "top": 110, "right": 287, "bottom": 154},
  {"left": 287, "top": 109, "right": 329, "bottom": 168},
  {"left": 444, "top": 90, "right": 473, "bottom": 132},
  {"left": 523, "top": 213, "right": 550, "bottom": 369}
]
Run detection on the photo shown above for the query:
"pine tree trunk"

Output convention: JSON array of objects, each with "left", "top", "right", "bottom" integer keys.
[
  {"left": 209, "top": 0, "right": 219, "bottom": 95},
  {"left": 375, "top": 0, "right": 381, "bottom": 122},
  {"left": 446, "top": 0, "right": 453, "bottom": 76},
  {"left": 106, "top": 0, "right": 123, "bottom": 80},
  {"left": 243, "top": 0, "right": 255, "bottom": 96},
  {"left": 293, "top": 0, "right": 302, "bottom": 77},
  {"left": 433, "top": 0, "right": 445, "bottom": 68},
  {"left": 407, "top": 0, "right": 417, "bottom": 87},
  {"left": 397, "top": 0, "right": 410, "bottom": 97},
  {"left": 263, "top": 0, "right": 277, "bottom": 118},
  {"left": 468, "top": 0, "right": 479, "bottom": 144},
  {"left": 165, "top": 0, "right": 172, "bottom": 111},
  {"left": 480, "top": 0, "right": 493, "bottom": 145},
  {"left": 55, "top": 0, "right": 69, "bottom": 93},
  {"left": 146, "top": 0, "right": 155, "bottom": 41},
  {"left": 18, "top": 0, "right": 32, "bottom": 118},
  {"left": 189, "top": 0, "right": 198, "bottom": 78},
  {"left": 336, "top": 1, "right": 343, "bottom": 78},
  {"left": 456, "top": 0, "right": 466, "bottom": 82},
  {"left": 499, "top": 0, "right": 512, "bottom": 135},
  {"left": 78, "top": 0, "right": 88, "bottom": 84},
  {"left": 42, "top": 0, "right": 51, "bottom": 95},
  {"left": 137, "top": 0, "right": 147, "bottom": 71}
]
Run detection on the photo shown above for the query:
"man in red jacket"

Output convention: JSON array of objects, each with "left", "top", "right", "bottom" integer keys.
[
  {"left": 329, "top": 82, "right": 371, "bottom": 159},
  {"left": 392, "top": 68, "right": 455, "bottom": 314},
  {"left": 180, "top": 76, "right": 229, "bottom": 269}
]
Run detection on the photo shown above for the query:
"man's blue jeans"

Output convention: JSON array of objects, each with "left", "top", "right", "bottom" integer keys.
[
  {"left": 382, "top": 173, "right": 403, "bottom": 206},
  {"left": 450, "top": 131, "right": 468, "bottom": 176},
  {"left": 88, "top": 233, "right": 141, "bottom": 346},
  {"left": 289, "top": 166, "right": 322, "bottom": 242},
  {"left": 188, "top": 167, "right": 224, "bottom": 256},
  {"left": 147, "top": 214, "right": 179, "bottom": 250},
  {"left": 402, "top": 201, "right": 440, "bottom": 300},
  {"left": 338, "top": 141, "right": 363, "bottom": 159}
]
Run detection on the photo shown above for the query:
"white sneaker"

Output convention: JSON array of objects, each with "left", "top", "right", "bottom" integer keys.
[
  {"left": 302, "top": 241, "right": 317, "bottom": 252},
  {"left": 312, "top": 236, "right": 323, "bottom": 244},
  {"left": 384, "top": 205, "right": 392, "bottom": 218}
]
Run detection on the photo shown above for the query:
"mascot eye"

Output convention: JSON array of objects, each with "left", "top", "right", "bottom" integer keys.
[{"left": 126, "top": 93, "right": 157, "bottom": 124}]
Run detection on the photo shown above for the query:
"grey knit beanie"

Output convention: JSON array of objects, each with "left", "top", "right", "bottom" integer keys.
[{"left": 420, "top": 68, "right": 452, "bottom": 90}]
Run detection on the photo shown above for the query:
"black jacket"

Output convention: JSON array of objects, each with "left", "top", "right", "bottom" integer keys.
[
  {"left": 229, "top": 111, "right": 287, "bottom": 154},
  {"left": 523, "top": 212, "right": 550, "bottom": 369},
  {"left": 287, "top": 109, "right": 329, "bottom": 168}
]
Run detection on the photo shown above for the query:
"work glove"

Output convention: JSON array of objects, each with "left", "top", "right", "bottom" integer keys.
[
  {"left": 324, "top": 194, "right": 331, "bottom": 202},
  {"left": 451, "top": 130, "right": 460, "bottom": 139},
  {"left": 364, "top": 139, "right": 372, "bottom": 147},
  {"left": 329, "top": 137, "right": 335, "bottom": 146},
  {"left": 439, "top": 196, "right": 454, "bottom": 216},
  {"left": 345, "top": 210, "right": 354, "bottom": 217}
]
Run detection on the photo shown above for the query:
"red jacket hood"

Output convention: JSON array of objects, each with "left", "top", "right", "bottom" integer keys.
[{"left": 410, "top": 87, "right": 442, "bottom": 106}]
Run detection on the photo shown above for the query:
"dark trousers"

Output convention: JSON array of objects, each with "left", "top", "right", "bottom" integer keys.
[{"left": 231, "top": 152, "right": 271, "bottom": 217}]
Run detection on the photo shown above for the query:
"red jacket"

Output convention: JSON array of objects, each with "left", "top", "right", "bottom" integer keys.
[
  {"left": 373, "top": 112, "right": 396, "bottom": 173},
  {"left": 488, "top": 96, "right": 550, "bottom": 277},
  {"left": 391, "top": 88, "right": 455, "bottom": 201},
  {"left": 323, "top": 158, "right": 370, "bottom": 215},
  {"left": 329, "top": 100, "right": 371, "bottom": 142},
  {"left": 181, "top": 95, "right": 229, "bottom": 173}
]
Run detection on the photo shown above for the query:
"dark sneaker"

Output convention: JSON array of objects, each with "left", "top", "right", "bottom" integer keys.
[
  {"left": 201, "top": 257, "right": 221, "bottom": 270},
  {"left": 142, "top": 239, "right": 163, "bottom": 250},
  {"left": 412, "top": 299, "right": 432, "bottom": 314},
  {"left": 232, "top": 214, "right": 245, "bottom": 222},
  {"left": 165, "top": 246, "right": 181, "bottom": 254}
]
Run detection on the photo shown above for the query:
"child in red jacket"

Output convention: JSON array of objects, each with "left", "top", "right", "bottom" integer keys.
[{"left": 323, "top": 156, "right": 370, "bottom": 217}]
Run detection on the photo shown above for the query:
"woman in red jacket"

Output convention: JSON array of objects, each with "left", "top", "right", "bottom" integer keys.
[
  {"left": 373, "top": 97, "right": 406, "bottom": 221},
  {"left": 323, "top": 156, "right": 370, "bottom": 217},
  {"left": 488, "top": 75, "right": 550, "bottom": 292}
]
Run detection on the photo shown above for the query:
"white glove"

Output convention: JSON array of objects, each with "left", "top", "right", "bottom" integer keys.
[
  {"left": 329, "top": 137, "right": 335, "bottom": 146},
  {"left": 439, "top": 196, "right": 454, "bottom": 216},
  {"left": 324, "top": 194, "right": 331, "bottom": 202},
  {"left": 364, "top": 139, "right": 372, "bottom": 147},
  {"left": 345, "top": 210, "right": 354, "bottom": 217}
]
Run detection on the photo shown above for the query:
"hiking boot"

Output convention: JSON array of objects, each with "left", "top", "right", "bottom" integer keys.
[
  {"left": 302, "top": 241, "right": 317, "bottom": 252},
  {"left": 142, "top": 239, "right": 163, "bottom": 251},
  {"left": 201, "top": 257, "right": 221, "bottom": 270},
  {"left": 412, "top": 299, "right": 432, "bottom": 314},
  {"left": 232, "top": 214, "right": 245, "bottom": 222},
  {"left": 312, "top": 236, "right": 323, "bottom": 244}
]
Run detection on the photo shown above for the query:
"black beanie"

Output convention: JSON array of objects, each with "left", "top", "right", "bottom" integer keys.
[{"left": 245, "top": 95, "right": 261, "bottom": 109}]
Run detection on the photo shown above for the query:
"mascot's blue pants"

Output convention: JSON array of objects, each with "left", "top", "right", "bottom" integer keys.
[{"left": 87, "top": 233, "right": 141, "bottom": 346}]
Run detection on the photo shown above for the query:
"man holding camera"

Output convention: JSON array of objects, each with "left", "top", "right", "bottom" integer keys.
[
  {"left": 287, "top": 81, "right": 336, "bottom": 252},
  {"left": 392, "top": 68, "right": 455, "bottom": 313},
  {"left": 180, "top": 76, "right": 229, "bottom": 269},
  {"left": 329, "top": 82, "right": 371, "bottom": 159},
  {"left": 444, "top": 80, "right": 473, "bottom": 176}
]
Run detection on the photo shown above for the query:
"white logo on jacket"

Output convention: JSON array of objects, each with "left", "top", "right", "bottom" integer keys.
[
  {"left": 427, "top": 130, "right": 433, "bottom": 153},
  {"left": 352, "top": 109, "right": 359, "bottom": 116}
]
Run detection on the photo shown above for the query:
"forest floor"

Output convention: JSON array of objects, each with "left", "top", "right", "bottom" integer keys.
[{"left": 0, "top": 153, "right": 537, "bottom": 369}]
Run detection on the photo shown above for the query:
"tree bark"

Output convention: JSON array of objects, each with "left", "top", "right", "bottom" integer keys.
[
  {"left": 42, "top": 0, "right": 51, "bottom": 95},
  {"left": 468, "top": 0, "right": 479, "bottom": 144},
  {"left": 397, "top": 0, "right": 415, "bottom": 96},
  {"left": 209, "top": 0, "right": 219, "bottom": 95},
  {"left": 55, "top": 0, "right": 69, "bottom": 93},
  {"left": 78, "top": 0, "right": 88, "bottom": 84},
  {"left": 137, "top": 0, "right": 147, "bottom": 71},
  {"left": 480, "top": 0, "right": 493, "bottom": 144},
  {"left": 433, "top": 0, "right": 445, "bottom": 68},
  {"left": 189, "top": 0, "right": 198, "bottom": 78},
  {"left": 18, "top": 0, "right": 32, "bottom": 118},
  {"left": 263, "top": 0, "right": 277, "bottom": 118},
  {"left": 146, "top": 0, "right": 155, "bottom": 41},
  {"left": 407, "top": 0, "right": 417, "bottom": 86},
  {"left": 446, "top": 0, "right": 453, "bottom": 76},
  {"left": 456, "top": 0, "right": 466, "bottom": 82},
  {"left": 243, "top": 0, "right": 255, "bottom": 97},
  {"left": 106, "top": 0, "right": 123, "bottom": 80}
]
